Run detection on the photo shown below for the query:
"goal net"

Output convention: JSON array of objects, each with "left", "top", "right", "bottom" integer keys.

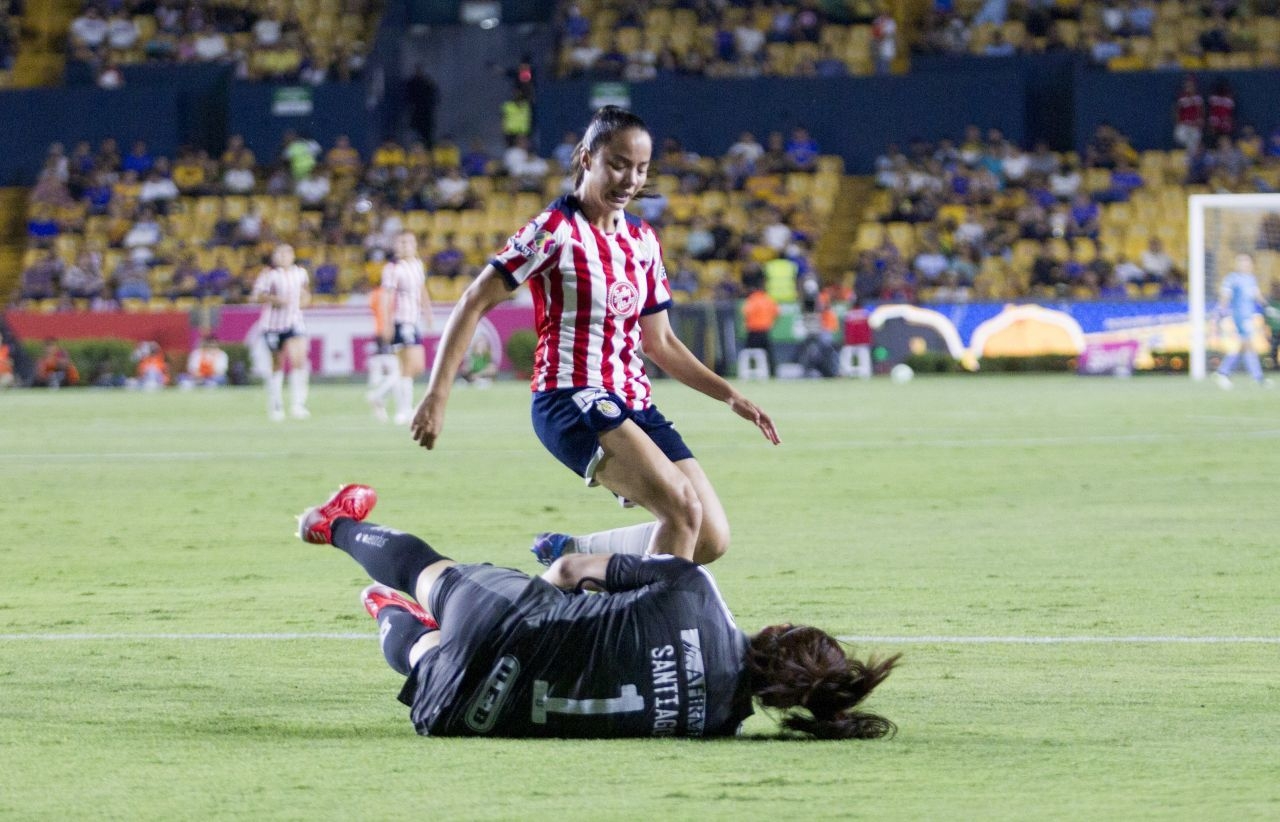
[{"left": 1188, "top": 193, "right": 1280, "bottom": 380}]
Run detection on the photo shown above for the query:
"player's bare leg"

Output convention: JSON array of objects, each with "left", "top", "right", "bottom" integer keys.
[{"left": 590, "top": 421, "right": 703, "bottom": 561}]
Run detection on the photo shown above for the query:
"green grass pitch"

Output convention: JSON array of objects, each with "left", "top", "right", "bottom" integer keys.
[{"left": 1, "top": 375, "right": 1277, "bottom": 820}]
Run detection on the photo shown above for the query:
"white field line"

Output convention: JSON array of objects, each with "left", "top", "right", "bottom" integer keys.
[
  {"left": 6, "top": 428, "right": 1280, "bottom": 462},
  {"left": 0, "top": 633, "right": 1277, "bottom": 644}
]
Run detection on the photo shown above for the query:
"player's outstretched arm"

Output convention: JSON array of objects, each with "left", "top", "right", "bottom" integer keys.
[
  {"left": 639, "top": 311, "right": 780, "bottom": 445},
  {"left": 411, "top": 267, "right": 511, "bottom": 450}
]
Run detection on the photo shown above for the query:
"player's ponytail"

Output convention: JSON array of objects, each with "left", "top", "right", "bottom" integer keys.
[
  {"left": 745, "top": 625, "right": 900, "bottom": 740},
  {"left": 571, "top": 105, "right": 652, "bottom": 190}
]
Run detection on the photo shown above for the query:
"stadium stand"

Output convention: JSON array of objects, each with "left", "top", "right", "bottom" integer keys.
[
  {"left": 66, "top": 0, "right": 381, "bottom": 82},
  {"left": 849, "top": 123, "right": 1280, "bottom": 302},
  {"left": 8, "top": 130, "right": 843, "bottom": 311}
]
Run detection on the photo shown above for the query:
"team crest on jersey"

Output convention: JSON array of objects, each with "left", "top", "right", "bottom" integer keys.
[
  {"left": 595, "top": 398, "right": 622, "bottom": 418},
  {"left": 607, "top": 281, "right": 639, "bottom": 316}
]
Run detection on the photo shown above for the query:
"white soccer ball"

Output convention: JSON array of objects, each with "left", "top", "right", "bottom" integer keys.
[{"left": 890, "top": 363, "right": 915, "bottom": 384}]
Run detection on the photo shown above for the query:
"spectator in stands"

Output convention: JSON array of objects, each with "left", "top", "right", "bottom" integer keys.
[
  {"left": 19, "top": 250, "right": 62, "bottom": 301},
  {"left": 296, "top": 168, "right": 332, "bottom": 211},
  {"left": 312, "top": 253, "right": 340, "bottom": 296},
  {"left": 1030, "top": 241, "right": 1062, "bottom": 291},
  {"left": 1049, "top": 160, "right": 1082, "bottom": 200},
  {"left": 430, "top": 234, "right": 466, "bottom": 280},
  {"left": 1214, "top": 135, "right": 1247, "bottom": 185},
  {"left": 222, "top": 157, "right": 256, "bottom": 195},
  {"left": 433, "top": 166, "right": 475, "bottom": 210},
  {"left": 1067, "top": 193, "right": 1100, "bottom": 239},
  {"left": 871, "top": 10, "right": 896, "bottom": 74},
  {"left": 112, "top": 249, "right": 152, "bottom": 301},
  {"left": 913, "top": 236, "right": 950, "bottom": 284},
  {"left": 1173, "top": 76, "right": 1206, "bottom": 152},
  {"left": 785, "top": 127, "right": 820, "bottom": 172},
  {"left": 234, "top": 203, "right": 265, "bottom": 246},
  {"left": 122, "top": 141, "right": 154, "bottom": 176},
  {"left": 61, "top": 249, "right": 105, "bottom": 301},
  {"left": 323, "top": 134, "right": 362, "bottom": 184},
  {"left": 221, "top": 134, "right": 254, "bottom": 170},
  {"left": 33, "top": 339, "right": 78, "bottom": 388},
  {"left": 167, "top": 252, "right": 202, "bottom": 299},
  {"left": 123, "top": 207, "right": 162, "bottom": 260},
  {"left": 502, "top": 135, "right": 549, "bottom": 193},
  {"left": 284, "top": 131, "right": 322, "bottom": 180},
  {"left": 139, "top": 167, "right": 180, "bottom": 213},
  {"left": 30, "top": 167, "right": 75, "bottom": 209},
  {"left": 1139, "top": 237, "right": 1175, "bottom": 281},
  {"left": 1199, "top": 11, "right": 1230, "bottom": 54},
  {"left": 1207, "top": 78, "right": 1236, "bottom": 138},
  {"left": 70, "top": 7, "right": 108, "bottom": 58},
  {"left": 985, "top": 30, "right": 1017, "bottom": 57},
  {"left": 106, "top": 10, "right": 139, "bottom": 53},
  {"left": 172, "top": 149, "right": 209, "bottom": 195},
  {"left": 199, "top": 253, "right": 234, "bottom": 298},
  {"left": 1113, "top": 253, "right": 1146, "bottom": 286}
]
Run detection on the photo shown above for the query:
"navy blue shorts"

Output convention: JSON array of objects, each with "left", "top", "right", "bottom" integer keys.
[
  {"left": 263, "top": 328, "right": 302, "bottom": 353},
  {"left": 531, "top": 388, "right": 694, "bottom": 484},
  {"left": 392, "top": 322, "right": 421, "bottom": 348}
]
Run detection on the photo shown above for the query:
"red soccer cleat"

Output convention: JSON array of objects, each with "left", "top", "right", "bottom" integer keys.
[
  {"left": 297, "top": 484, "right": 378, "bottom": 544},
  {"left": 361, "top": 583, "right": 438, "bottom": 629}
]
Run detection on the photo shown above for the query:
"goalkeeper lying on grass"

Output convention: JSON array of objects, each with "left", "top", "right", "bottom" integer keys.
[{"left": 298, "top": 484, "right": 899, "bottom": 740}]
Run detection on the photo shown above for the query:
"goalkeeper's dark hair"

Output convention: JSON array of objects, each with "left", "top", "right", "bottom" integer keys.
[
  {"left": 745, "top": 625, "right": 900, "bottom": 740},
  {"left": 571, "top": 105, "right": 654, "bottom": 194}
]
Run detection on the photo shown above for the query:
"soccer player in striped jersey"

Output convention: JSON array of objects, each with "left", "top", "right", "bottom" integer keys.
[
  {"left": 411, "top": 106, "right": 779, "bottom": 566},
  {"left": 376, "top": 231, "right": 433, "bottom": 424},
  {"left": 251, "top": 244, "right": 311, "bottom": 421}
]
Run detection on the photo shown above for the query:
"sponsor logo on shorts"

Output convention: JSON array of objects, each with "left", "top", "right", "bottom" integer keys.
[
  {"left": 464, "top": 654, "right": 521, "bottom": 733},
  {"left": 595, "top": 398, "right": 622, "bottom": 419},
  {"left": 607, "top": 281, "right": 639, "bottom": 317}
]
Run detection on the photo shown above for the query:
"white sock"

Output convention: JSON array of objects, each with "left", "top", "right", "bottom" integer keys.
[
  {"left": 289, "top": 369, "right": 309, "bottom": 409},
  {"left": 569, "top": 522, "right": 660, "bottom": 556},
  {"left": 267, "top": 371, "right": 284, "bottom": 413},
  {"left": 369, "top": 356, "right": 400, "bottom": 402},
  {"left": 396, "top": 376, "right": 415, "bottom": 416}
]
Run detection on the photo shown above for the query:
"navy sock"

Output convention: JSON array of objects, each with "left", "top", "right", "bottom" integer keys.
[
  {"left": 330, "top": 519, "right": 449, "bottom": 594},
  {"left": 377, "top": 608, "right": 435, "bottom": 676}
]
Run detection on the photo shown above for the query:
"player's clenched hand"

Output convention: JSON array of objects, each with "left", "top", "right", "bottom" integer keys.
[
  {"left": 727, "top": 395, "right": 780, "bottom": 445},
  {"left": 411, "top": 393, "right": 446, "bottom": 450}
]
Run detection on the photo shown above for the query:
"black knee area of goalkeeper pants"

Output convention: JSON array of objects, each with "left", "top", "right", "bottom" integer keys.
[
  {"left": 330, "top": 519, "right": 449, "bottom": 595},
  {"left": 377, "top": 608, "right": 435, "bottom": 677}
]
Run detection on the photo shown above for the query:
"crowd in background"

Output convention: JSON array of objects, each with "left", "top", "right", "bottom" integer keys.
[
  {"left": 68, "top": 0, "right": 377, "bottom": 86},
  {"left": 14, "top": 125, "right": 833, "bottom": 310},
  {"left": 556, "top": 0, "right": 1280, "bottom": 80},
  {"left": 854, "top": 101, "right": 1280, "bottom": 302}
]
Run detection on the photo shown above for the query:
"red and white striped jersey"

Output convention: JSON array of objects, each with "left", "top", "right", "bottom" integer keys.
[
  {"left": 382, "top": 257, "right": 426, "bottom": 326},
  {"left": 491, "top": 196, "right": 673, "bottom": 410},
  {"left": 251, "top": 265, "right": 309, "bottom": 332}
]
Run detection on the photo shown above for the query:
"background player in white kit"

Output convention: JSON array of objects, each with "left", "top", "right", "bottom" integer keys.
[
  {"left": 252, "top": 244, "right": 311, "bottom": 421},
  {"left": 372, "top": 231, "right": 432, "bottom": 425}
]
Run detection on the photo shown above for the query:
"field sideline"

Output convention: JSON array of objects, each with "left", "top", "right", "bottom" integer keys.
[{"left": 1, "top": 375, "right": 1277, "bottom": 819}]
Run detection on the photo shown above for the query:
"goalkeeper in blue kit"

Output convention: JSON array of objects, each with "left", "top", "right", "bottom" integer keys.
[
  {"left": 297, "top": 484, "right": 898, "bottom": 740},
  {"left": 1214, "top": 252, "right": 1271, "bottom": 388}
]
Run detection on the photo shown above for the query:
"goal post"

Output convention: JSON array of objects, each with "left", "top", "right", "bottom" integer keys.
[{"left": 1187, "top": 193, "right": 1280, "bottom": 381}]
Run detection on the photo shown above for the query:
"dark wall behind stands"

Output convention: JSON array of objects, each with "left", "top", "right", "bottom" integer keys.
[
  {"left": 534, "top": 71, "right": 1030, "bottom": 170},
  {"left": 1, "top": 53, "right": 1277, "bottom": 184},
  {"left": 534, "top": 61, "right": 1280, "bottom": 172},
  {"left": 0, "top": 65, "right": 372, "bottom": 185}
]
